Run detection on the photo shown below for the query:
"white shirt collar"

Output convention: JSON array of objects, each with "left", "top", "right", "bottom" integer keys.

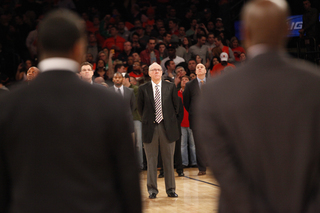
[
  {"left": 151, "top": 80, "right": 162, "bottom": 88},
  {"left": 38, "top": 57, "right": 80, "bottom": 73},
  {"left": 114, "top": 85, "right": 124, "bottom": 95}
]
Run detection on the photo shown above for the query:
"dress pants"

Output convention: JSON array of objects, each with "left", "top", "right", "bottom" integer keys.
[
  {"left": 158, "top": 136, "right": 183, "bottom": 174},
  {"left": 191, "top": 128, "right": 207, "bottom": 172},
  {"left": 144, "top": 122, "right": 176, "bottom": 195},
  {"left": 134, "top": 120, "right": 143, "bottom": 169}
]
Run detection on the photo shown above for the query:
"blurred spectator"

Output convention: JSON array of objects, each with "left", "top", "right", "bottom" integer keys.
[
  {"left": 214, "top": 35, "right": 235, "bottom": 62},
  {"left": 162, "top": 59, "right": 176, "bottom": 80},
  {"left": 118, "top": 41, "right": 133, "bottom": 66},
  {"left": 201, "top": 8, "right": 214, "bottom": 27},
  {"left": 130, "top": 4, "right": 148, "bottom": 24},
  {"left": 129, "top": 61, "right": 143, "bottom": 81},
  {"left": 126, "top": 55, "right": 134, "bottom": 73},
  {"left": 214, "top": 18, "right": 230, "bottom": 40},
  {"left": 210, "top": 52, "right": 235, "bottom": 77},
  {"left": 172, "top": 36, "right": 187, "bottom": 60},
  {"left": 26, "top": 66, "right": 39, "bottom": 82},
  {"left": 162, "top": 32, "right": 172, "bottom": 46},
  {"left": 94, "top": 76, "right": 108, "bottom": 87},
  {"left": 25, "top": 25, "right": 38, "bottom": 59},
  {"left": 131, "top": 32, "right": 144, "bottom": 53},
  {"left": 0, "top": 72, "right": 9, "bottom": 96},
  {"left": 206, "top": 33, "right": 216, "bottom": 60},
  {"left": 186, "top": 18, "right": 197, "bottom": 37},
  {"left": 157, "top": 26, "right": 167, "bottom": 41},
  {"left": 140, "top": 38, "right": 160, "bottom": 66},
  {"left": 239, "top": 52, "right": 247, "bottom": 65},
  {"left": 15, "top": 60, "right": 33, "bottom": 81},
  {"left": 117, "top": 20, "right": 130, "bottom": 41},
  {"left": 190, "top": 72, "right": 196, "bottom": 80},
  {"left": 130, "top": 76, "right": 138, "bottom": 86},
  {"left": 177, "top": 26, "right": 186, "bottom": 43},
  {"left": 144, "top": 24, "right": 153, "bottom": 37},
  {"left": 182, "top": 36, "right": 192, "bottom": 62},
  {"left": 161, "top": 43, "right": 185, "bottom": 73},
  {"left": 195, "top": 55, "right": 202, "bottom": 64},
  {"left": 168, "top": 19, "right": 179, "bottom": 36},
  {"left": 209, "top": 56, "right": 221, "bottom": 70},
  {"left": 94, "top": 59, "right": 113, "bottom": 86},
  {"left": 85, "top": 53, "right": 96, "bottom": 70},
  {"left": 157, "top": 42, "right": 168, "bottom": 61},
  {"left": 102, "top": 25, "right": 125, "bottom": 58},
  {"left": 143, "top": 7, "right": 156, "bottom": 28},
  {"left": 135, "top": 26, "right": 149, "bottom": 48},
  {"left": 150, "top": 19, "right": 164, "bottom": 38},
  {"left": 115, "top": 64, "right": 127, "bottom": 74},
  {"left": 207, "top": 21, "right": 215, "bottom": 33},
  {"left": 123, "top": 73, "right": 143, "bottom": 170},
  {"left": 180, "top": 9, "right": 193, "bottom": 30},
  {"left": 132, "top": 52, "right": 141, "bottom": 62},
  {"left": 189, "top": 34, "right": 210, "bottom": 68},
  {"left": 87, "top": 32, "right": 99, "bottom": 61},
  {"left": 230, "top": 36, "right": 245, "bottom": 62},
  {"left": 178, "top": 75, "right": 197, "bottom": 168},
  {"left": 82, "top": 12, "right": 94, "bottom": 31},
  {"left": 187, "top": 59, "right": 197, "bottom": 74},
  {"left": 79, "top": 62, "right": 94, "bottom": 84},
  {"left": 299, "top": 0, "right": 319, "bottom": 39}
]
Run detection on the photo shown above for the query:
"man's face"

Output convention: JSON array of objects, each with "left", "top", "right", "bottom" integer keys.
[
  {"left": 168, "top": 48, "right": 176, "bottom": 57},
  {"left": 168, "top": 20, "right": 176, "bottom": 29},
  {"left": 110, "top": 27, "right": 118, "bottom": 37},
  {"left": 132, "top": 53, "right": 140, "bottom": 61},
  {"left": 207, "top": 34, "right": 214, "bottom": 44},
  {"left": 132, "top": 35, "right": 139, "bottom": 42},
  {"left": 113, "top": 74, "right": 123, "bottom": 86},
  {"left": 207, "top": 21, "right": 214, "bottom": 30},
  {"left": 164, "top": 34, "right": 171, "bottom": 43},
  {"left": 118, "top": 66, "right": 126, "bottom": 73},
  {"left": 199, "top": 36, "right": 206, "bottom": 45},
  {"left": 133, "top": 62, "right": 141, "bottom": 71},
  {"left": 148, "top": 65, "right": 162, "bottom": 82},
  {"left": 127, "top": 56, "right": 134, "bottom": 65},
  {"left": 156, "top": 20, "right": 164, "bottom": 29},
  {"left": 89, "top": 34, "right": 96, "bottom": 43},
  {"left": 195, "top": 63, "right": 206, "bottom": 76},
  {"left": 214, "top": 38, "right": 221, "bottom": 47},
  {"left": 191, "top": 19, "right": 197, "bottom": 27},
  {"left": 303, "top": 0, "right": 311, "bottom": 10},
  {"left": 27, "top": 67, "right": 39, "bottom": 81},
  {"left": 99, "top": 52, "right": 107, "bottom": 61},
  {"left": 148, "top": 39, "right": 156, "bottom": 51},
  {"left": 130, "top": 76, "right": 137, "bottom": 85},
  {"left": 86, "top": 54, "right": 93, "bottom": 62},
  {"left": 80, "top": 65, "right": 94, "bottom": 80},
  {"left": 124, "top": 42, "right": 132, "bottom": 52},
  {"left": 134, "top": 20, "right": 142, "bottom": 28},
  {"left": 168, "top": 61, "right": 176, "bottom": 70},
  {"left": 181, "top": 76, "right": 189, "bottom": 87},
  {"left": 188, "top": 60, "right": 196, "bottom": 71},
  {"left": 216, "top": 20, "right": 223, "bottom": 28},
  {"left": 179, "top": 27, "right": 185, "bottom": 36},
  {"left": 118, "top": 22, "right": 125, "bottom": 30}
]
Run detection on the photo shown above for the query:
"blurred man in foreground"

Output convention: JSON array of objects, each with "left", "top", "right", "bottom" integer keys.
[
  {"left": 0, "top": 9, "right": 141, "bottom": 213},
  {"left": 198, "top": 0, "right": 320, "bottom": 212}
]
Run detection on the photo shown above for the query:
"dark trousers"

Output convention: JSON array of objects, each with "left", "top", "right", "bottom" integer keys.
[{"left": 191, "top": 128, "right": 207, "bottom": 172}]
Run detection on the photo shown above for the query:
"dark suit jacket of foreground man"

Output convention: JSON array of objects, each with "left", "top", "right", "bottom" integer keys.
[
  {"left": 0, "top": 70, "right": 141, "bottom": 212},
  {"left": 197, "top": 50, "right": 320, "bottom": 213}
]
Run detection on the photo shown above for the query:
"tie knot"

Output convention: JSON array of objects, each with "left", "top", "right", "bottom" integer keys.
[{"left": 201, "top": 80, "right": 204, "bottom": 85}]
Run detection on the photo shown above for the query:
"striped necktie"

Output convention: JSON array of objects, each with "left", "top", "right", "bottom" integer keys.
[{"left": 155, "top": 85, "right": 163, "bottom": 123}]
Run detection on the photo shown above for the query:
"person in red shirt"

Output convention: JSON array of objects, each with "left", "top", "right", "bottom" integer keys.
[
  {"left": 211, "top": 52, "right": 236, "bottom": 77},
  {"left": 178, "top": 75, "right": 197, "bottom": 167},
  {"left": 230, "top": 36, "right": 246, "bottom": 62},
  {"left": 129, "top": 61, "right": 143, "bottom": 81},
  {"left": 102, "top": 25, "right": 126, "bottom": 58},
  {"left": 140, "top": 38, "right": 160, "bottom": 66}
]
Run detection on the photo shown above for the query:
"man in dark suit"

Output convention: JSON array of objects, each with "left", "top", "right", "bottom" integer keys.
[
  {"left": 110, "top": 72, "right": 136, "bottom": 113},
  {"left": 198, "top": 1, "right": 320, "bottom": 212},
  {"left": 183, "top": 63, "right": 207, "bottom": 175},
  {"left": 0, "top": 9, "right": 141, "bottom": 213},
  {"left": 138, "top": 62, "right": 180, "bottom": 199}
]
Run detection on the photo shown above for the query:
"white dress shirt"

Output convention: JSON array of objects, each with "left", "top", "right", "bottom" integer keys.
[
  {"left": 113, "top": 85, "right": 124, "bottom": 96},
  {"left": 38, "top": 57, "right": 80, "bottom": 73}
]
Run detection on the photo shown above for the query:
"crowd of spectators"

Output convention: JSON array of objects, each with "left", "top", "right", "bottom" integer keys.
[{"left": 0, "top": 0, "right": 248, "bottom": 170}]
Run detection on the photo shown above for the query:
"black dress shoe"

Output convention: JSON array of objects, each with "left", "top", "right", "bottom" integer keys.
[
  {"left": 158, "top": 173, "right": 164, "bottom": 178},
  {"left": 167, "top": 192, "right": 178, "bottom": 197},
  {"left": 149, "top": 193, "right": 157, "bottom": 199},
  {"left": 178, "top": 172, "right": 184, "bottom": 177}
]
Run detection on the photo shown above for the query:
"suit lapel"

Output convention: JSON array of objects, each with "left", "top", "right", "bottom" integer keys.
[
  {"left": 193, "top": 78, "right": 200, "bottom": 94},
  {"left": 147, "top": 82, "right": 155, "bottom": 110}
]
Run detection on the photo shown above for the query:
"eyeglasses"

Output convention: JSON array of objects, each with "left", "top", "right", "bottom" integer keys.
[{"left": 150, "top": 69, "right": 162, "bottom": 72}]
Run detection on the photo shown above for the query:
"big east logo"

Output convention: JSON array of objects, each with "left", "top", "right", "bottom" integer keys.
[{"left": 287, "top": 15, "right": 303, "bottom": 37}]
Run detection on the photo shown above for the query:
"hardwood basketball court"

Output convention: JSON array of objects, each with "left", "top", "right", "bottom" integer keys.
[{"left": 140, "top": 168, "right": 220, "bottom": 213}]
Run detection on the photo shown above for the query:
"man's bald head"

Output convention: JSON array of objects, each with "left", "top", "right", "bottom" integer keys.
[{"left": 241, "top": 0, "right": 289, "bottom": 49}]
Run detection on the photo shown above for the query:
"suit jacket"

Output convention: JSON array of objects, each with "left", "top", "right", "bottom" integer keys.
[
  {"left": 108, "top": 86, "right": 136, "bottom": 113},
  {"left": 197, "top": 51, "right": 320, "bottom": 213},
  {"left": 138, "top": 80, "right": 180, "bottom": 143},
  {"left": 0, "top": 70, "right": 141, "bottom": 213},
  {"left": 183, "top": 78, "right": 201, "bottom": 130}
]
